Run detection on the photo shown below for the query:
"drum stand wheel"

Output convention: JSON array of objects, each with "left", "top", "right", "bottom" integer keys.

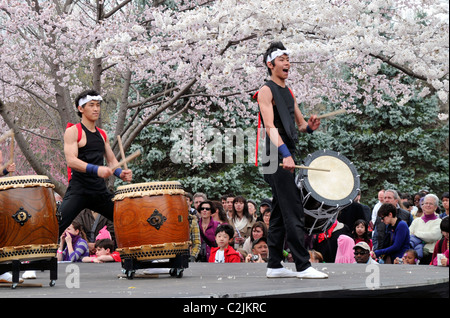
[
  {"left": 121, "top": 253, "right": 189, "bottom": 280},
  {"left": 0, "top": 257, "right": 57, "bottom": 289}
]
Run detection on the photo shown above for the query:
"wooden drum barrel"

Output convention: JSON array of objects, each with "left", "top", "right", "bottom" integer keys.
[
  {"left": 0, "top": 175, "right": 59, "bottom": 263},
  {"left": 113, "top": 181, "right": 190, "bottom": 261}
]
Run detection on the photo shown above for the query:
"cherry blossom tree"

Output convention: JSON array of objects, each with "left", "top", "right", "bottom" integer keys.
[{"left": 0, "top": 0, "right": 448, "bottom": 195}]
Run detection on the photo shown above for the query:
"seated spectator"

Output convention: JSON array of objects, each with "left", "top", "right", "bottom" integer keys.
[
  {"left": 82, "top": 239, "right": 121, "bottom": 263},
  {"left": 440, "top": 192, "right": 449, "bottom": 219},
  {"left": 394, "top": 249, "right": 419, "bottom": 265},
  {"left": 409, "top": 194, "right": 442, "bottom": 262},
  {"left": 374, "top": 203, "right": 410, "bottom": 264},
  {"left": 57, "top": 222, "right": 89, "bottom": 262},
  {"left": 228, "top": 196, "right": 255, "bottom": 248},
  {"left": 211, "top": 200, "right": 228, "bottom": 224},
  {"left": 208, "top": 224, "right": 241, "bottom": 263},
  {"left": 189, "top": 214, "right": 201, "bottom": 262},
  {"left": 262, "top": 208, "right": 271, "bottom": 230},
  {"left": 247, "top": 199, "right": 258, "bottom": 220},
  {"left": 245, "top": 237, "right": 269, "bottom": 263},
  {"left": 352, "top": 219, "right": 373, "bottom": 251},
  {"left": 308, "top": 250, "right": 324, "bottom": 263},
  {"left": 242, "top": 221, "right": 268, "bottom": 256},
  {"left": 353, "top": 242, "right": 378, "bottom": 264},
  {"left": 335, "top": 235, "right": 356, "bottom": 264},
  {"left": 431, "top": 216, "right": 449, "bottom": 267},
  {"left": 197, "top": 201, "right": 220, "bottom": 262}
]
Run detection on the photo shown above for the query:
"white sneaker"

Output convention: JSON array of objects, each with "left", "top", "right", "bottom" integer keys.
[
  {"left": 297, "top": 267, "right": 328, "bottom": 279},
  {"left": 266, "top": 267, "right": 298, "bottom": 278},
  {"left": 22, "top": 271, "right": 37, "bottom": 279},
  {"left": 0, "top": 272, "right": 24, "bottom": 283}
]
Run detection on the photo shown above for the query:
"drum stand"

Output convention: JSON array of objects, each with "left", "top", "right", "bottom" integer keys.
[
  {"left": 121, "top": 253, "right": 189, "bottom": 279},
  {"left": 0, "top": 257, "right": 57, "bottom": 289}
]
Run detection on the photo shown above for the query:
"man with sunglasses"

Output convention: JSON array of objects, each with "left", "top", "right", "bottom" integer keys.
[{"left": 353, "top": 242, "right": 378, "bottom": 264}]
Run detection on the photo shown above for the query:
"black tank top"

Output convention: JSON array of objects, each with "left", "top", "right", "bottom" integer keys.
[{"left": 70, "top": 123, "right": 107, "bottom": 193}]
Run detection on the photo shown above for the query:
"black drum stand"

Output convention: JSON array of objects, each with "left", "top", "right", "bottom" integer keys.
[
  {"left": 0, "top": 257, "right": 57, "bottom": 289},
  {"left": 121, "top": 253, "right": 189, "bottom": 279}
]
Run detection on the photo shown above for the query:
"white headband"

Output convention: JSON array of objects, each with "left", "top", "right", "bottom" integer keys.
[
  {"left": 78, "top": 95, "right": 103, "bottom": 106},
  {"left": 266, "top": 49, "right": 290, "bottom": 63}
]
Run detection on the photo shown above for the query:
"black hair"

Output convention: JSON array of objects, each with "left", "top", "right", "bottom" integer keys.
[
  {"left": 95, "top": 238, "right": 115, "bottom": 251},
  {"left": 378, "top": 203, "right": 397, "bottom": 218},
  {"left": 215, "top": 224, "right": 235, "bottom": 240},
  {"left": 231, "top": 195, "right": 253, "bottom": 222},
  {"left": 441, "top": 216, "right": 449, "bottom": 233},
  {"left": 74, "top": 89, "right": 101, "bottom": 118},
  {"left": 263, "top": 41, "right": 287, "bottom": 76}
]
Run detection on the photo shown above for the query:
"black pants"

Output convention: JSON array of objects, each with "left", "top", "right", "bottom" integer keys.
[
  {"left": 264, "top": 165, "right": 311, "bottom": 272},
  {"left": 58, "top": 186, "right": 114, "bottom": 235}
]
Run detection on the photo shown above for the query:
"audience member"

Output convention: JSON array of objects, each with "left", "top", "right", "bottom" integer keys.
[
  {"left": 352, "top": 219, "right": 373, "bottom": 250},
  {"left": 371, "top": 189, "right": 385, "bottom": 226},
  {"left": 197, "top": 201, "right": 220, "bottom": 262},
  {"left": 262, "top": 208, "right": 271, "bottom": 230},
  {"left": 245, "top": 237, "right": 268, "bottom": 263},
  {"left": 211, "top": 200, "right": 228, "bottom": 224},
  {"left": 373, "top": 189, "right": 412, "bottom": 250},
  {"left": 412, "top": 192, "right": 426, "bottom": 218},
  {"left": 258, "top": 198, "right": 272, "bottom": 221},
  {"left": 440, "top": 192, "right": 449, "bottom": 219},
  {"left": 247, "top": 199, "right": 258, "bottom": 220},
  {"left": 189, "top": 214, "right": 201, "bottom": 262},
  {"left": 394, "top": 249, "right": 419, "bottom": 265},
  {"left": 409, "top": 194, "right": 442, "bottom": 263},
  {"left": 224, "top": 193, "right": 235, "bottom": 219},
  {"left": 308, "top": 250, "right": 324, "bottom": 263},
  {"left": 82, "top": 239, "right": 121, "bottom": 263},
  {"left": 227, "top": 196, "right": 255, "bottom": 248},
  {"left": 193, "top": 192, "right": 207, "bottom": 211},
  {"left": 374, "top": 203, "right": 410, "bottom": 264},
  {"left": 338, "top": 191, "right": 369, "bottom": 230},
  {"left": 185, "top": 192, "right": 198, "bottom": 218},
  {"left": 242, "top": 221, "right": 268, "bottom": 256},
  {"left": 431, "top": 216, "right": 448, "bottom": 266},
  {"left": 57, "top": 222, "right": 89, "bottom": 262},
  {"left": 353, "top": 242, "right": 378, "bottom": 264},
  {"left": 335, "top": 235, "right": 356, "bottom": 264},
  {"left": 208, "top": 224, "right": 241, "bottom": 263}
]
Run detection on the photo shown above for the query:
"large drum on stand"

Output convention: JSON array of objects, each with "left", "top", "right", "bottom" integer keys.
[
  {"left": 296, "top": 150, "right": 360, "bottom": 235},
  {"left": 113, "top": 181, "right": 190, "bottom": 278},
  {"left": 0, "top": 175, "right": 58, "bottom": 288}
]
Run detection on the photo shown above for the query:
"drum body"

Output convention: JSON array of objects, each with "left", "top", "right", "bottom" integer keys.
[
  {"left": 0, "top": 175, "right": 58, "bottom": 263},
  {"left": 296, "top": 150, "right": 360, "bottom": 234},
  {"left": 113, "top": 181, "right": 190, "bottom": 261}
]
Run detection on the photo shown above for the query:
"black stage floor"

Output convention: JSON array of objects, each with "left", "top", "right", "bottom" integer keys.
[{"left": 1, "top": 261, "right": 448, "bottom": 299}]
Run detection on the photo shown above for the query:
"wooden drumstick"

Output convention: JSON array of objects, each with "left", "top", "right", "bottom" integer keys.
[
  {"left": 316, "top": 109, "right": 346, "bottom": 119},
  {"left": 116, "top": 135, "right": 128, "bottom": 170},
  {"left": 0, "top": 129, "right": 13, "bottom": 143},
  {"left": 112, "top": 150, "right": 141, "bottom": 170},
  {"left": 279, "top": 164, "right": 330, "bottom": 172}
]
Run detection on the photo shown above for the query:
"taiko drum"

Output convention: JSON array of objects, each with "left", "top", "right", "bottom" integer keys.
[
  {"left": 113, "top": 181, "right": 190, "bottom": 261},
  {"left": 0, "top": 175, "right": 59, "bottom": 263}
]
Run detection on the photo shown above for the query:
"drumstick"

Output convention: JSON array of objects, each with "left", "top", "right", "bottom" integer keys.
[
  {"left": 279, "top": 164, "right": 330, "bottom": 172},
  {"left": 112, "top": 150, "right": 141, "bottom": 170},
  {"left": 8, "top": 132, "right": 14, "bottom": 176},
  {"left": 316, "top": 109, "right": 346, "bottom": 119},
  {"left": 116, "top": 135, "right": 128, "bottom": 170}
]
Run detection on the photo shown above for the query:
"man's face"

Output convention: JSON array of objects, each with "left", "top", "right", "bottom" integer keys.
[
  {"left": 269, "top": 54, "right": 290, "bottom": 80},
  {"left": 442, "top": 197, "right": 449, "bottom": 211},
  {"left": 79, "top": 101, "right": 101, "bottom": 121},
  {"left": 252, "top": 241, "right": 268, "bottom": 261},
  {"left": 194, "top": 197, "right": 204, "bottom": 210},
  {"left": 354, "top": 247, "right": 370, "bottom": 263},
  {"left": 384, "top": 191, "right": 398, "bottom": 206},
  {"left": 226, "top": 197, "right": 234, "bottom": 212}
]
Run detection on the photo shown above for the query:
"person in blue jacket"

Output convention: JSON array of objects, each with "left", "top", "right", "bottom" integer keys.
[{"left": 375, "top": 203, "right": 410, "bottom": 263}]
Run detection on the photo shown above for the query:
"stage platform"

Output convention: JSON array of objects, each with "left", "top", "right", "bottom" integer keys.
[{"left": 1, "top": 262, "right": 448, "bottom": 299}]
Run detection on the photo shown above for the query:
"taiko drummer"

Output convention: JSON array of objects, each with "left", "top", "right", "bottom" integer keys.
[{"left": 58, "top": 90, "right": 132, "bottom": 235}]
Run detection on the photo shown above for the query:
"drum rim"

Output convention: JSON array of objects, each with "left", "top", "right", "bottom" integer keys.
[
  {"left": 115, "top": 180, "right": 182, "bottom": 191},
  {"left": 0, "top": 175, "right": 54, "bottom": 190},
  {"left": 301, "top": 149, "right": 360, "bottom": 207}
]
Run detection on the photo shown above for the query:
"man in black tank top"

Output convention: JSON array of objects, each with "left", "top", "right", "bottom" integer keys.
[
  {"left": 257, "top": 42, "right": 327, "bottom": 279},
  {"left": 58, "top": 90, "right": 132, "bottom": 235}
]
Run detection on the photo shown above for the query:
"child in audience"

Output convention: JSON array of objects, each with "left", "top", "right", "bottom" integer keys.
[
  {"left": 208, "top": 224, "right": 241, "bottom": 263},
  {"left": 82, "top": 239, "right": 121, "bottom": 263}
]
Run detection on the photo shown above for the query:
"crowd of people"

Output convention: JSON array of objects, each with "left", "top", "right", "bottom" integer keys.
[{"left": 185, "top": 189, "right": 449, "bottom": 267}]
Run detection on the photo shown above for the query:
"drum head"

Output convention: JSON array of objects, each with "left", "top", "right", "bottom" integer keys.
[{"left": 301, "top": 150, "right": 359, "bottom": 207}]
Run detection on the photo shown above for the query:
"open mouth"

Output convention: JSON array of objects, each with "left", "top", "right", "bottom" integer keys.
[{"left": 283, "top": 68, "right": 289, "bottom": 74}]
